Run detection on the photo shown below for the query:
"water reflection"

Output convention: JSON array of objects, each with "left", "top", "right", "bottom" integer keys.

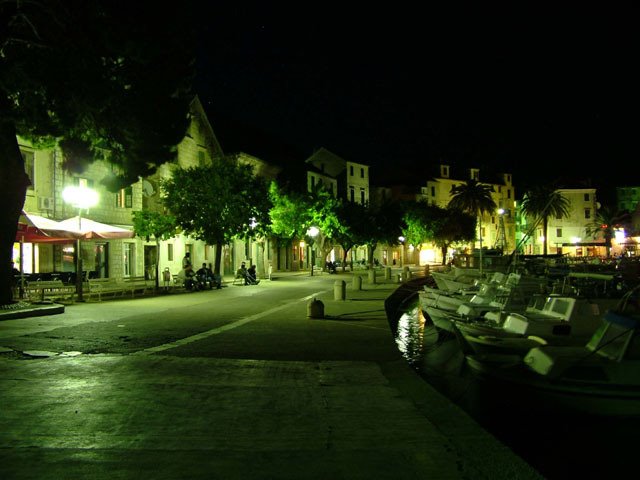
[{"left": 392, "top": 294, "right": 638, "bottom": 480}]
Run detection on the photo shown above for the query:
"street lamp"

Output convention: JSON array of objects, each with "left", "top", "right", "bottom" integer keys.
[
  {"left": 398, "top": 236, "right": 405, "bottom": 267},
  {"left": 307, "top": 226, "right": 319, "bottom": 276},
  {"left": 62, "top": 185, "right": 98, "bottom": 301}
]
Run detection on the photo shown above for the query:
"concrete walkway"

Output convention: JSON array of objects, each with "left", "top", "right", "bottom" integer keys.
[{"left": 0, "top": 269, "right": 542, "bottom": 479}]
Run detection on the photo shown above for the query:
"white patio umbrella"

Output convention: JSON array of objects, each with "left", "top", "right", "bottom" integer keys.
[{"left": 56, "top": 216, "right": 134, "bottom": 239}]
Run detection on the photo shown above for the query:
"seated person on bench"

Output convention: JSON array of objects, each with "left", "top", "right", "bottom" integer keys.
[{"left": 246, "top": 264, "right": 260, "bottom": 285}]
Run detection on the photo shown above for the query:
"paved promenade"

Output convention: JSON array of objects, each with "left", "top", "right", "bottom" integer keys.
[{"left": 0, "top": 269, "right": 542, "bottom": 479}]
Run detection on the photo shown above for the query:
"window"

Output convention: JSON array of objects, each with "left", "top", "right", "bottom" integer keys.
[
  {"left": 585, "top": 208, "right": 591, "bottom": 219},
  {"left": 116, "top": 186, "right": 133, "bottom": 208},
  {"left": 198, "top": 150, "right": 206, "bottom": 167},
  {"left": 556, "top": 228, "right": 562, "bottom": 238},
  {"left": 360, "top": 167, "right": 364, "bottom": 178},
  {"left": 350, "top": 165, "right": 354, "bottom": 176},
  {"left": 507, "top": 189, "right": 511, "bottom": 199},
  {"left": 167, "top": 243, "right": 174, "bottom": 261},
  {"left": 311, "top": 176, "right": 316, "bottom": 187},
  {"left": 584, "top": 193, "right": 590, "bottom": 201},
  {"left": 350, "top": 187, "right": 355, "bottom": 202},
  {"left": 431, "top": 186, "right": 435, "bottom": 196},
  {"left": 75, "top": 177, "right": 94, "bottom": 189},
  {"left": 360, "top": 188, "right": 365, "bottom": 204},
  {"left": 21, "top": 150, "right": 35, "bottom": 188}
]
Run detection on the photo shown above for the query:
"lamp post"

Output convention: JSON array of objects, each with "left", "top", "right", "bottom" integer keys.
[
  {"left": 62, "top": 185, "right": 98, "bottom": 301},
  {"left": 307, "top": 226, "right": 319, "bottom": 276},
  {"left": 398, "top": 236, "right": 405, "bottom": 267}
]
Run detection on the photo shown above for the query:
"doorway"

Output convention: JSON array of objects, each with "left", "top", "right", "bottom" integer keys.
[{"left": 144, "top": 245, "right": 157, "bottom": 280}]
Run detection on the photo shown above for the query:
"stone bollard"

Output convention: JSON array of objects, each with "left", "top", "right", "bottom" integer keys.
[
  {"left": 385, "top": 267, "right": 391, "bottom": 280},
  {"left": 424, "top": 264, "right": 430, "bottom": 276},
  {"left": 353, "top": 275, "right": 362, "bottom": 291},
  {"left": 307, "top": 298, "right": 324, "bottom": 318},
  {"left": 403, "top": 266, "right": 411, "bottom": 282},
  {"left": 334, "top": 280, "right": 346, "bottom": 300},
  {"left": 368, "top": 269, "right": 376, "bottom": 284}
]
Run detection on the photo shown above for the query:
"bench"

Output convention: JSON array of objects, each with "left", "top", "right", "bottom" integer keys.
[
  {"left": 86, "top": 277, "right": 154, "bottom": 301},
  {"left": 122, "top": 276, "right": 153, "bottom": 297},
  {"left": 25, "top": 280, "right": 76, "bottom": 302},
  {"left": 86, "top": 278, "right": 127, "bottom": 301}
]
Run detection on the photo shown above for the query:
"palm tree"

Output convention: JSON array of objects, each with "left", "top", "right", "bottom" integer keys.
[
  {"left": 585, "top": 206, "right": 631, "bottom": 258},
  {"left": 448, "top": 179, "right": 497, "bottom": 274},
  {"left": 519, "top": 185, "right": 570, "bottom": 255}
]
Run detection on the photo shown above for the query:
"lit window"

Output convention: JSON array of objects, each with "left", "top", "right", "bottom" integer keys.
[
  {"left": 168, "top": 244, "right": 174, "bottom": 261},
  {"left": 116, "top": 186, "right": 133, "bottom": 208}
]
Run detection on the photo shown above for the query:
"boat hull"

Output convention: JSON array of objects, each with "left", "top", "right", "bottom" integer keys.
[{"left": 466, "top": 353, "right": 640, "bottom": 417}]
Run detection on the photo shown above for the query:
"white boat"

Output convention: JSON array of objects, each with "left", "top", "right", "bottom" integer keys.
[
  {"left": 455, "top": 294, "right": 616, "bottom": 355},
  {"left": 422, "top": 273, "right": 547, "bottom": 333},
  {"left": 465, "top": 291, "right": 640, "bottom": 416},
  {"left": 430, "top": 268, "right": 485, "bottom": 292}
]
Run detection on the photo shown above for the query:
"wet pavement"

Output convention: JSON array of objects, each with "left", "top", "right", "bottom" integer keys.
[{"left": 0, "top": 269, "right": 542, "bottom": 479}]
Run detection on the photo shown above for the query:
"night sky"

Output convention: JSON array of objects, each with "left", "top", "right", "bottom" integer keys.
[{"left": 193, "top": 5, "right": 637, "bottom": 205}]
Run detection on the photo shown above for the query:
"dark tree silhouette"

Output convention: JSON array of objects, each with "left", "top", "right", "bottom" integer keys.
[{"left": 0, "top": 1, "right": 195, "bottom": 304}]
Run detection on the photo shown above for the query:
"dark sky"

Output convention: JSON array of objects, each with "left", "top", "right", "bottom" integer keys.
[{"left": 193, "top": 5, "right": 638, "bottom": 204}]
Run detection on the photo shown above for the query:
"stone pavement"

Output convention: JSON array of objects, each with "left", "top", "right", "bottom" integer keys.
[{"left": 0, "top": 268, "right": 542, "bottom": 479}]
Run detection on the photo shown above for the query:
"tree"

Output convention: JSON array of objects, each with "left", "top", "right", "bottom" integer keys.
[
  {"left": 448, "top": 179, "right": 497, "bottom": 273},
  {"left": 269, "top": 182, "right": 344, "bottom": 271},
  {"left": 585, "top": 206, "right": 631, "bottom": 258},
  {"left": 333, "top": 200, "right": 368, "bottom": 271},
  {"left": 161, "top": 158, "right": 271, "bottom": 277},
  {"left": 354, "top": 200, "right": 403, "bottom": 268},
  {"left": 0, "top": 1, "right": 195, "bottom": 304},
  {"left": 430, "top": 207, "right": 476, "bottom": 265},
  {"left": 519, "top": 185, "right": 570, "bottom": 255},
  {"left": 401, "top": 202, "right": 475, "bottom": 265},
  {"left": 132, "top": 210, "right": 179, "bottom": 290}
]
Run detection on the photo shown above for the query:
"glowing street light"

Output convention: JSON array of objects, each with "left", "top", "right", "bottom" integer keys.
[
  {"left": 62, "top": 185, "right": 98, "bottom": 301},
  {"left": 398, "top": 236, "right": 405, "bottom": 267},
  {"left": 307, "top": 226, "right": 319, "bottom": 276}
]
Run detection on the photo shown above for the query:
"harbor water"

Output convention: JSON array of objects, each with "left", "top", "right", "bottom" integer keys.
[{"left": 388, "top": 291, "right": 638, "bottom": 480}]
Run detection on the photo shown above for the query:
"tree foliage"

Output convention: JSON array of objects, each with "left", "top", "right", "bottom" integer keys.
[
  {"left": 401, "top": 202, "right": 475, "bottom": 264},
  {"left": 269, "top": 182, "right": 344, "bottom": 267},
  {"left": 520, "top": 185, "right": 570, "bottom": 255},
  {"left": 132, "top": 209, "right": 179, "bottom": 290},
  {"left": 585, "top": 206, "right": 631, "bottom": 258},
  {"left": 161, "top": 158, "right": 271, "bottom": 274},
  {"left": 352, "top": 201, "right": 403, "bottom": 267},
  {"left": 0, "top": 1, "right": 196, "bottom": 304}
]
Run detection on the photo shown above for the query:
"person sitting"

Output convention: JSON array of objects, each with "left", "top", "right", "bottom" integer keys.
[
  {"left": 182, "top": 253, "right": 194, "bottom": 278},
  {"left": 236, "top": 262, "right": 249, "bottom": 285},
  {"left": 246, "top": 264, "right": 260, "bottom": 285},
  {"left": 196, "top": 262, "right": 213, "bottom": 289},
  {"left": 207, "top": 263, "right": 222, "bottom": 289}
]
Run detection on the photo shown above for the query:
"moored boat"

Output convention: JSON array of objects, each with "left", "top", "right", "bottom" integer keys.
[{"left": 465, "top": 291, "right": 640, "bottom": 417}]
